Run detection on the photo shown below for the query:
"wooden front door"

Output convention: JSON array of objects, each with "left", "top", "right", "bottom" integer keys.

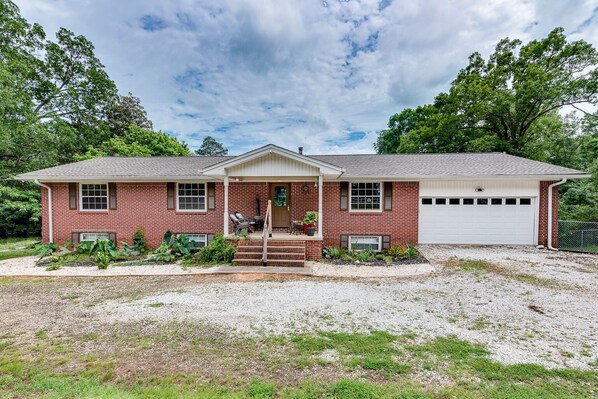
[{"left": 270, "top": 183, "right": 291, "bottom": 228}]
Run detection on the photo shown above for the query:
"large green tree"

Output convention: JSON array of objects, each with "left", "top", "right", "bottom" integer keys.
[
  {"left": 106, "top": 92, "right": 153, "bottom": 136},
  {"left": 377, "top": 28, "right": 598, "bottom": 155}
]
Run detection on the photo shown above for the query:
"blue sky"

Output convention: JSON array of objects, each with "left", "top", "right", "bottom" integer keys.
[{"left": 16, "top": 0, "right": 598, "bottom": 155}]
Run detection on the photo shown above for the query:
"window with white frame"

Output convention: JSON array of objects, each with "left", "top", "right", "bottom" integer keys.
[
  {"left": 350, "top": 182, "right": 382, "bottom": 211},
  {"left": 177, "top": 234, "right": 207, "bottom": 248},
  {"left": 177, "top": 183, "right": 206, "bottom": 211},
  {"left": 349, "top": 236, "right": 382, "bottom": 251},
  {"left": 80, "top": 232, "right": 110, "bottom": 242},
  {"left": 80, "top": 184, "right": 108, "bottom": 210}
]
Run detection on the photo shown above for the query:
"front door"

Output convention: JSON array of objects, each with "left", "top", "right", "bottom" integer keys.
[{"left": 271, "top": 183, "right": 291, "bottom": 228}]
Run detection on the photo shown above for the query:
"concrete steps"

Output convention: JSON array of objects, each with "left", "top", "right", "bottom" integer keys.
[{"left": 233, "top": 240, "right": 306, "bottom": 267}]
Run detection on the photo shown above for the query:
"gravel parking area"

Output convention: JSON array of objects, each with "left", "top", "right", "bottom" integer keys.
[
  {"left": 1, "top": 246, "right": 596, "bottom": 372},
  {"left": 93, "top": 246, "right": 598, "bottom": 370}
]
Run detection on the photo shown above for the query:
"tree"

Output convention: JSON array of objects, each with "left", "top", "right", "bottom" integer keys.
[
  {"left": 377, "top": 28, "right": 598, "bottom": 155},
  {"left": 77, "top": 126, "right": 191, "bottom": 158},
  {"left": 106, "top": 92, "right": 153, "bottom": 136},
  {"left": 195, "top": 136, "right": 228, "bottom": 156}
]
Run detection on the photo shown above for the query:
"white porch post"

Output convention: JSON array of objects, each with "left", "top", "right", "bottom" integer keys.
[
  {"left": 223, "top": 175, "right": 229, "bottom": 235},
  {"left": 318, "top": 174, "right": 323, "bottom": 238}
]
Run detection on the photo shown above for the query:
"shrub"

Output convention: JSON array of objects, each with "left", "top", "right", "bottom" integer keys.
[
  {"left": 303, "top": 211, "right": 318, "bottom": 225},
  {"left": 353, "top": 249, "right": 376, "bottom": 262},
  {"left": 132, "top": 228, "right": 146, "bottom": 252},
  {"left": 403, "top": 245, "right": 419, "bottom": 259},
  {"left": 195, "top": 235, "right": 236, "bottom": 264},
  {"left": 172, "top": 235, "right": 191, "bottom": 259},
  {"left": 89, "top": 239, "right": 119, "bottom": 269},
  {"left": 387, "top": 245, "right": 406, "bottom": 258},
  {"left": 34, "top": 242, "right": 57, "bottom": 259},
  {"left": 163, "top": 230, "right": 173, "bottom": 245},
  {"left": 153, "top": 242, "right": 176, "bottom": 263},
  {"left": 75, "top": 241, "right": 94, "bottom": 255},
  {"left": 324, "top": 246, "right": 347, "bottom": 259}
]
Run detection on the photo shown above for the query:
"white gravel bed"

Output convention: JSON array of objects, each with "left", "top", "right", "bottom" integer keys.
[
  {"left": 0, "top": 256, "right": 219, "bottom": 276},
  {"left": 311, "top": 261, "right": 435, "bottom": 277},
  {"left": 97, "top": 246, "right": 598, "bottom": 370}
]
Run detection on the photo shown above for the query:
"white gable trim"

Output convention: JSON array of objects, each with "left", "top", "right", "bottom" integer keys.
[{"left": 200, "top": 144, "right": 344, "bottom": 177}]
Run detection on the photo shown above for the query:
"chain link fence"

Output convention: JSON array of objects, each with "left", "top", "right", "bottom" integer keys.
[{"left": 558, "top": 220, "right": 598, "bottom": 253}]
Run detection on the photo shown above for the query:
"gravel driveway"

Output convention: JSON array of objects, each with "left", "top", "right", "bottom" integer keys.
[{"left": 95, "top": 246, "right": 598, "bottom": 370}]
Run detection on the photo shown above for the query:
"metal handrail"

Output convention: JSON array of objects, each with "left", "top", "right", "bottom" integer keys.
[{"left": 262, "top": 200, "right": 272, "bottom": 265}]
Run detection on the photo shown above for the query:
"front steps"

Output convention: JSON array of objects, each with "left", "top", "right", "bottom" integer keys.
[{"left": 233, "top": 239, "right": 306, "bottom": 267}]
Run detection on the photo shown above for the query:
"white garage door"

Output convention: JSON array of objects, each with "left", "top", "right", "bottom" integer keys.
[{"left": 418, "top": 197, "right": 536, "bottom": 245}]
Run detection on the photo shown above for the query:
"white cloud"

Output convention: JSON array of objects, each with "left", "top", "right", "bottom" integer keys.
[{"left": 15, "top": 0, "right": 598, "bottom": 155}]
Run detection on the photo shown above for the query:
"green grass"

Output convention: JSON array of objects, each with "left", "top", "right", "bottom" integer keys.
[
  {"left": 457, "top": 259, "right": 491, "bottom": 272},
  {"left": 0, "top": 327, "right": 596, "bottom": 398},
  {"left": 0, "top": 237, "right": 40, "bottom": 261}
]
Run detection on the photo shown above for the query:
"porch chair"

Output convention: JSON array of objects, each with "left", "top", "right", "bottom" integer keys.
[{"left": 230, "top": 213, "right": 255, "bottom": 235}]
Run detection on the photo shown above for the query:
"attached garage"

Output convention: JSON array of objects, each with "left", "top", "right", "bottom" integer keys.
[{"left": 418, "top": 181, "right": 539, "bottom": 245}]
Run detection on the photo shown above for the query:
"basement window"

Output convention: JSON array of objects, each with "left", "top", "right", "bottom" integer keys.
[
  {"left": 349, "top": 236, "right": 382, "bottom": 251},
  {"left": 177, "top": 234, "right": 207, "bottom": 248},
  {"left": 79, "top": 232, "right": 110, "bottom": 242}
]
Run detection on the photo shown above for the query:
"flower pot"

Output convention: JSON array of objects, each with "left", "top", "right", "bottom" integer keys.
[{"left": 306, "top": 227, "right": 316, "bottom": 237}]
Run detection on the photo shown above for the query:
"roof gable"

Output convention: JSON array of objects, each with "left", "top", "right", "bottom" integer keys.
[{"left": 201, "top": 144, "right": 344, "bottom": 177}]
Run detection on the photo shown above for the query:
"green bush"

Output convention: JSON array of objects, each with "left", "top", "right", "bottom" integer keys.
[
  {"left": 353, "top": 249, "right": 376, "bottom": 262},
  {"left": 172, "top": 235, "right": 191, "bottom": 259},
  {"left": 132, "top": 228, "right": 146, "bottom": 252},
  {"left": 89, "top": 239, "right": 118, "bottom": 269},
  {"left": 386, "top": 245, "right": 406, "bottom": 258},
  {"left": 195, "top": 235, "right": 236, "bottom": 264},
  {"left": 0, "top": 186, "right": 41, "bottom": 238},
  {"left": 403, "top": 245, "right": 419, "bottom": 259},
  {"left": 34, "top": 242, "right": 57, "bottom": 259},
  {"left": 153, "top": 241, "right": 175, "bottom": 263},
  {"left": 324, "top": 246, "right": 347, "bottom": 259}
]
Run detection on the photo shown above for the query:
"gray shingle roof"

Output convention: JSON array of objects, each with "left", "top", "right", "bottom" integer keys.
[{"left": 15, "top": 152, "right": 587, "bottom": 181}]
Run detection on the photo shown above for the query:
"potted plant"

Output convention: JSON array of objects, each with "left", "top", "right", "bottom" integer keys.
[{"left": 303, "top": 211, "right": 318, "bottom": 236}]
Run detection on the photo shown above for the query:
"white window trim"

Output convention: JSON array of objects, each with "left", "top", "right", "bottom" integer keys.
[
  {"left": 177, "top": 233, "right": 207, "bottom": 247},
  {"left": 349, "top": 182, "right": 383, "bottom": 213},
  {"left": 79, "top": 182, "right": 109, "bottom": 212},
  {"left": 79, "top": 232, "right": 110, "bottom": 242},
  {"left": 348, "top": 235, "right": 382, "bottom": 251},
  {"left": 176, "top": 182, "right": 207, "bottom": 212}
]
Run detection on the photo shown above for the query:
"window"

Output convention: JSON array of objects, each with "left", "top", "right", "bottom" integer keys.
[
  {"left": 350, "top": 182, "right": 381, "bottom": 211},
  {"left": 449, "top": 198, "right": 460, "bottom": 205},
  {"left": 178, "top": 234, "right": 207, "bottom": 248},
  {"left": 177, "top": 183, "right": 206, "bottom": 211},
  {"left": 463, "top": 198, "right": 474, "bottom": 205},
  {"left": 491, "top": 198, "right": 503, "bottom": 205},
  {"left": 435, "top": 198, "right": 447, "bottom": 205},
  {"left": 519, "top": 198, "right": 531, "bottom": 205},
  {"left": 80, "top": 184, "right": 108, "bottom": 210},
  {"left": 505, "top": 198, "right": 517, "bottom": 205},
  {"left": 80, "top": 232, "right": 110, "bottom": 242},
  {"left": 349, "top": 236, "right": 381, "bottom": 251},
  {"left": 421, "top": 198, "right": 433, "bottom": 205},
  {"left": 477, "top": 198, "right": 488, "bottom": 205}
]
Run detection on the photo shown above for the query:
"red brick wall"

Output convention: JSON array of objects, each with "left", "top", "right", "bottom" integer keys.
[
  {"left": 538, "top": 180, "right": 559, "bottom": 247},
  {"left": 41, "top": 181, "right": 418, "bottom": 252},
  {"left": 43, "top": 183, "right": 224, "bottom": 248},
  {"left": 306, "top": 240, "right": 323, "bottom": 260},
  {"left": 322, "top": 181, "right": 419, "bottom": 248}
]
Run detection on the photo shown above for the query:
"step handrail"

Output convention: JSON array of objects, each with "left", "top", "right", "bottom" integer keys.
[{"left": 262, "top": 200, "right": 272, "bottom": 265}]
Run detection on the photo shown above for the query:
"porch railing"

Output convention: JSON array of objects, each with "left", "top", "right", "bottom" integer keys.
[{"left": 262, "top": 200, "right": 272, "bottom": 265}]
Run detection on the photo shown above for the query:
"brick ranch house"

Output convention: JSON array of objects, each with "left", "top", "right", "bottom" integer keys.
[{"left": 16, "top": 144, "right": 588, "bottom": 263}]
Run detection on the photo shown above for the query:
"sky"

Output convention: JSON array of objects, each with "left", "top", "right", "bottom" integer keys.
[{"left": 15, "top": 0, "right": 598, "bottom": 155}]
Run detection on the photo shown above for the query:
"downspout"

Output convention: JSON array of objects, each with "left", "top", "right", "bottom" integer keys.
[
  {"left": 34, "top": 180, "right": 53, "bottom": 243},
  {"left": 547, "top": 178, "right": 567, "bottom": 251}
]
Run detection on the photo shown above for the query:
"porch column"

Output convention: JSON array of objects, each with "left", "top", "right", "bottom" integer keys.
[
  {"left": 223, "top": 175, "right": 229, "bottom": 235},
  {"left": 318, "top": 174, "right": 323, "bottom": 238}
]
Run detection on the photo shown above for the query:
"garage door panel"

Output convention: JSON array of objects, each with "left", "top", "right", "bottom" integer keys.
[{"left": 419, "top": 197, "right": 535, "bottom": 245}]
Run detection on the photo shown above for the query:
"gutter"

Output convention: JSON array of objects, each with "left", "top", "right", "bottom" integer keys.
[
  {"left": 547, "top": 178, "right": 567, "bottom": 251},
  {"left": 33, "top": 180, "right": 53, "bottom": 243}
]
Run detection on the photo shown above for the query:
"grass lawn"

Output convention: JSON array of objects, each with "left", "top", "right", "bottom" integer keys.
[{"left": 0, "top": 237, "right": 39, "bottom": 261}]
